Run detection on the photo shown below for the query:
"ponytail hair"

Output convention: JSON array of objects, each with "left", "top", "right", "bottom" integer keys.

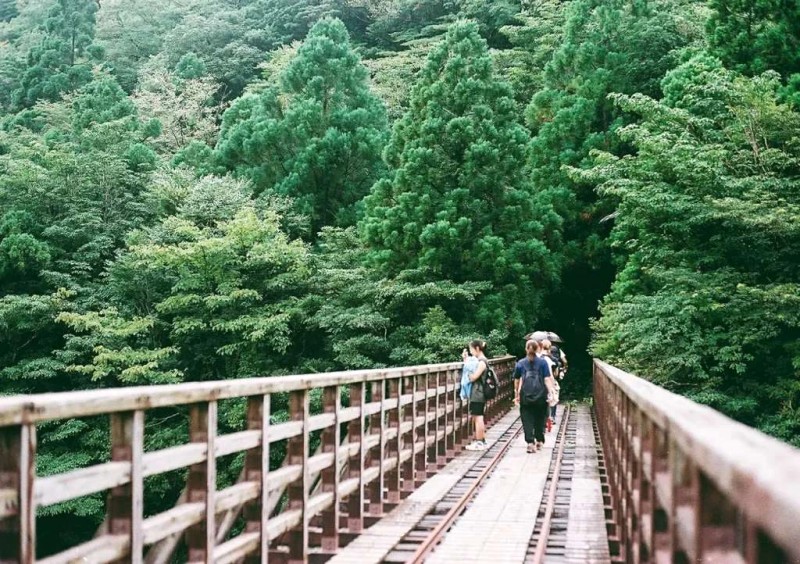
[{"left": 469, "top": 339, "right": 487, "bottom": 354}]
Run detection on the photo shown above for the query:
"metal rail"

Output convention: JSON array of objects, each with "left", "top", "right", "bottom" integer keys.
[
  {"left": 529, "top": 405, "right": 573, "bottom": 563},
  {"left": 404, "top": 419, "right": 524, "bottom": 563}
]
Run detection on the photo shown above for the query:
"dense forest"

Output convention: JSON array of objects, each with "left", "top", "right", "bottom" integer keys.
[{"left": 1, "top": 0, "right": 799, "bottom": 553}]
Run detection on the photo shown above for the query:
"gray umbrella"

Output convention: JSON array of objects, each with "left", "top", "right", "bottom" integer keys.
[{"left": 524, "top": 331, "right": 563, "bottom": 343}]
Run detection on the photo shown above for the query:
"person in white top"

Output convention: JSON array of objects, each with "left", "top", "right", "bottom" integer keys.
[{"left": 541, "top": 340, "right": 560, "bottom": 432}]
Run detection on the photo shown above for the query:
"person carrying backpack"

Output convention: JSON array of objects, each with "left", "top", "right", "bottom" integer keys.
[
  {"left": 514, "top": 339, "right": 556, "bottom": 453},
  {"left": 542, "top": 339, "right": 560, "bottom": 432},
  {"left": 459, "top": 345, "right": 478, "bottom": 401},
  {"left": 465, "top": 339, "right": 492, "bottom": 451},
  {"left": 548, "top": 340, "right": 567, "bottom": 422}
]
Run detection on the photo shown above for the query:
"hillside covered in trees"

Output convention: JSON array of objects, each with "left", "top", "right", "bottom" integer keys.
[{"left": 1, "top": 0, "right": 799, "bottom": 553}]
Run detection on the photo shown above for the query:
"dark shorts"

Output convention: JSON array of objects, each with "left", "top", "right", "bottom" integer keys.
[{"left": 469, "top": 401, "right": 485, "bottom": 416}]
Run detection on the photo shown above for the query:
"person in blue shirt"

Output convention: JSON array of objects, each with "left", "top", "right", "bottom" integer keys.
[
  {"left": 460, "top": 345, "right": 479, "bottom": 401},
  {"left": 465, "top": 339, "right": 490, "bottom": 451},
  {"left": 514, "top": 339, "right": 555, "bottom": 453}
]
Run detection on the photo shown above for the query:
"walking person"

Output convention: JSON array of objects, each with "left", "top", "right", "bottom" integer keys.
[
  {"left": 514, "top": 340, "right": 555, "bottom": 453},
  {"left": 465, "top": 339, "right": 489, "bottom": 451},
  {"left": 541, "top": 339, "right": 559, "bottom": 432}
]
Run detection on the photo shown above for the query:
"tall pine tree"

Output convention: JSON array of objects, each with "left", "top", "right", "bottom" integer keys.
[
  {"left": 362, "top": 20, "right": 562, "bottom": 344},
  {"left": 216, "top": 17, "right": 388, "bottom": 237},
  {"left": 523, "top": 0, "right": 700, "bottom": 387},
  {"left": 12, "top": 0, "right": 99, "bottom": 109},
  {"left": 707, "top": 0, "right": 800, "bottom": 77}
]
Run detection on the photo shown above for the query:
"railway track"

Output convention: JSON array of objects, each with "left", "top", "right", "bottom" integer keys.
[
  {"left": 527, "top": 406, "right": 576, "bottom": 562},
  {"left": 381, "top": 405, "right": 575, "bottom": 563},
  {"left": 383, "top": 416, "right": 523, "bottom": 562}
]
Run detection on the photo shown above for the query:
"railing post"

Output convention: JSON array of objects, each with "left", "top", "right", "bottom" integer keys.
[
  {"left": 453, "top": 370, "right": 464, "bottom": 454},
  {"left": 627, "top": 404, "right": 642, "bottom": 564},
  {"left": 401, "top": 376, "right": 415, "bottom": 498},
  {"left": 621, "top": 396, "right": 632, "bottom": 563},
  {"left": 320, "top": 386, "right": 340, "bottom": 551},
  {"left": 638, "top": 413, "right": 654, "bottom": 563},
  {"left": 244, "top": 395, "right": 269, "bottom": 563},
  {"left": 426, "top": 372, "right": 436, "bottom": 476},
  {"left": 435, "top": 371, "right": 446, "bottom": 468},
  {"left": 652, "top": 426, "right": 672, "bottom": 562},
  {"left": 0, "top": 424, "right": 35, "bottom": 564},
  {"left": 108, "top": 411, "right": 144, "bottom": 564},
  {"left": 186, "top": 401, "right": 216, "bottom": 562},
  {"left": 366, "top": 380, "right": 384, "bottom": 517},
  {"left": 287, "top": 390, "right": 309, "bottom": 564},
  {"left": 445, "top": 368, "right": 456, "bottom": 461},
  {"left": 698, "top": 474, "right": 737, "bottom": 560},
  {"left": 403, "top": 375, "right": 418, "bottom": 495},
  {"left": 415, "top": 373, "right": 428, "bottom": 487},
  {"left": 385, "top": 378, "right": 401, "bottom": 505},
  {"left": 347, "top": 383, "right": 365, "bottom": 532},
  {"left": 671, "top": 446, "right": 700, "bottom": 564}
]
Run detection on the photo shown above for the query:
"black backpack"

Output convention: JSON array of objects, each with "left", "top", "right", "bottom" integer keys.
[
  {"left": 520, "top": 359, "right": 546, "bottom": 404},
  {"left": 481, "top": 361, "right": 499, "bottom": 401},
  {"left": 549, "top": 345, "right": 562, "bottom": 375}
]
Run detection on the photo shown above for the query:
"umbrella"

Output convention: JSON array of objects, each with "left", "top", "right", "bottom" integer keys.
[{"left": 524, "top": 331, "right": 563, "bottom": 343}]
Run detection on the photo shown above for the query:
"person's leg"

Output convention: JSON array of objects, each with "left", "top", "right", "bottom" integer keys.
[
  {"left": 466, "top": 403, "right": 486, "bottom": 450},
  {"left": 550, "top": 404, "right": 556, "bottom": 419},
  {"left": 520, "top": 404, "right": 535, "bottom": 444},
  {"left": 532, "top": 400, "right": 548, "bottom": 446},
  {"left": 475, "top": 415, "right": 485, "bottom": 442}
]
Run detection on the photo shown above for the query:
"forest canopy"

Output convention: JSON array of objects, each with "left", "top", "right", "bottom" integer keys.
[{"left": 1, "top": 0, "right": 799, "bottom": 554}]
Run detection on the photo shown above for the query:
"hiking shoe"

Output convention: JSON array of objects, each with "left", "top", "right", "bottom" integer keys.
[
  {"left": 465, "top": 441, "right": 484, "bottom": 451},
  {"left": 526, "top": 443, "right": 536, "bottom": 453}
]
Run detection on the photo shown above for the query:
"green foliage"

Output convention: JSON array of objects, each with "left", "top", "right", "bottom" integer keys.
[
  {"left": 175, "top": 52, "right": 207, "bottom": 79},
  {"left": 161, "top": 0, "right": 341, "bottom": 99},
  {"left": 522, "top": 0, "right": 702, "bottom": 389},
  {"left": 66, "top": 175, "right": 312, "bottom": 383},
  {"left": 0, "top": 0, "right": 18, "bottom": 22},
  {"left": 497, "top": 0, "right": 566, "bottom": 104},
  {"left": 707, "top": 0, "right": 800, "bottom": 77},
  {"left": 0, "top": 72, "right": 158, "bottom": 420},
  {"left": 94, "top": 0, "right": 188, "bottom": 91},
  {"left": 588, "top": 56, "right": 800, "bottom": 445},
  {"left": 1, "top": 0, "right": 800, "bottom": 553},
  {"left": 132, "top": 55, "right": 222, "bottom": 156},
  {"left": 12, "top": 0, "right": 99, "bottom": 109},
  {"left": 363, "top": 21, "right": 561, "bottom": 347},
  {"left": 217, "top": 18, "right": 388, "bottom": 237}
]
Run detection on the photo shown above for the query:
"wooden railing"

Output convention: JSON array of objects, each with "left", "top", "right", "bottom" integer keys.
[
  {"left": 0, "top": 356, "right": 515, "bottom": 563},
  {"left": 594, "top": 359, "right": 800, "bottom": 564}
]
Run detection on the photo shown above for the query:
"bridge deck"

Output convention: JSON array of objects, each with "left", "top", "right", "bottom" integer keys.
[
  {"left": 425, "top": 411, "right": 560, "bottom": 563},
  {"left": 556, "top": 405, "right": 610, "bottom": 563},
  {"left": 327, "top": 409, "right": 521, "bottom": 564},
  {"left": 329, "top": 404, "right": 609, "bottom": 563}
]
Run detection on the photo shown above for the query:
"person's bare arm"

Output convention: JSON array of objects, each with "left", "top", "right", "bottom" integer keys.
[
  {"left": 544, "top": 361, "right": 556, "bottom": 394},
  {"left": 469, "top": 361, "right": 486, "bottom": 382}
]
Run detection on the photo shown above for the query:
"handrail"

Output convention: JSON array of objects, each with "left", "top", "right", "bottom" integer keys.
[
  {"left": 594, "top": 359, "right": 800, "bottom": 564},
  {"left": 0, "top": 360, "right": 476, "bottom": 426},
  {"left": 0, "top": 356, "right": 516, "bottom": 563}
]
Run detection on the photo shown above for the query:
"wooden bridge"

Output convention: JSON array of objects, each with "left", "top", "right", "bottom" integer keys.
[{"left": 1, "top": 358, "right": 799, "bottom": 563}]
